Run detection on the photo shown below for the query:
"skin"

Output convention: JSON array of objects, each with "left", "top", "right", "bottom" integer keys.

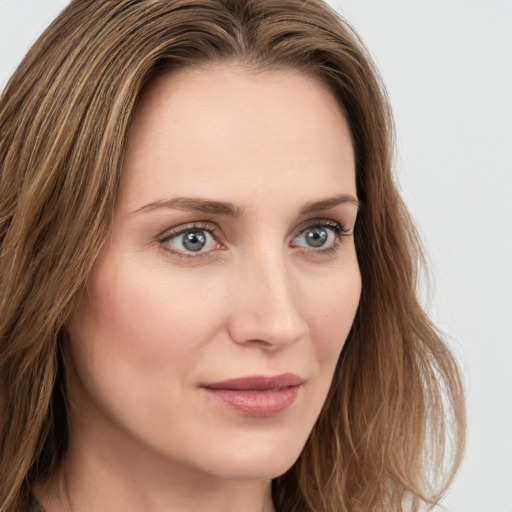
[{"left": 36, "top": 64, "right": 361, "bottom": 512}]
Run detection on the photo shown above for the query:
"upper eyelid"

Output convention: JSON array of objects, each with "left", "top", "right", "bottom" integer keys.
[
  {"left": 158, "top": 221, "right": 219, "bottom": 241},
  {"left": 291, "top": 218, "right": 349, "bottom": 238}
]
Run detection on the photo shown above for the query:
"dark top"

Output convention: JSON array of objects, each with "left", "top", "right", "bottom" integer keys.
[{"left": 29, "top": 495, "right": 45, "bottom": 512}]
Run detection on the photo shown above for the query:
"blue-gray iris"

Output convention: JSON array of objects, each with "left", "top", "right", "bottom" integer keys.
[
  {"left": 305, "top": 227, "right": 328, "bottom": 248},
  {"left": 183, "top": 231, "right": 207, "bottom": 252}
]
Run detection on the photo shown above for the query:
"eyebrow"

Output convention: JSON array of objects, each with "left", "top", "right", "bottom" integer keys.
[
  {"left": 131, "top": 197, "right": 244, "bottom": 217},
  {"left": 131, "top": 193, "right": 359, "bottom": 217},
  {"left": 299, "top": 193, "right": 360, "bottom": 215}
]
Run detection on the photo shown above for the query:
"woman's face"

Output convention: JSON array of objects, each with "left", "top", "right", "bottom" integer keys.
[{"left": 66, "top": 65, "right": 361, "bottom": 484}]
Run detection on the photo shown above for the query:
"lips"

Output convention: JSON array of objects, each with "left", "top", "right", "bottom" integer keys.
[{"left": 200, "top": 373, "right": 303, "bottom": 417}]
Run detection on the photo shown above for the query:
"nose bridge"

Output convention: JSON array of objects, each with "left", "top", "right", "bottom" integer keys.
[
  {"left": 249, "top": 246, "right": 292, "bottom": 309},
  {"left": 227, "top": 244, "right": 308, "bottom": 347}
]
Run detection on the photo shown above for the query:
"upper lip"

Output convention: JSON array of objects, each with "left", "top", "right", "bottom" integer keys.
[{"left": 201, "top": 373, "right": 304, "bottom": 391}]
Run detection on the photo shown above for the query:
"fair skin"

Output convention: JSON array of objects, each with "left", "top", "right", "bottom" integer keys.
[{"left": 36, "top": 64, "right": 361, "bottom": 512}]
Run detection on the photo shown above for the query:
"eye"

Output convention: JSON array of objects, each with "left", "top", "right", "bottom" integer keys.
[
  {"left": 292, "top": 221, "right": 347, "bottom": 251},
  {"left": 160, "top": 224, "right": 219, "bottom": 256}
]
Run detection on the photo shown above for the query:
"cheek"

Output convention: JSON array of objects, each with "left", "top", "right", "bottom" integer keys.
[
  {"left": 305, "top": 265, "right": 361, "bottom": 363},
  {"left": 65, "top": 255, "right": 231, "bottom": 443},
  {"left": 68, "top": 254, "right": 228, "bottom": 377}
]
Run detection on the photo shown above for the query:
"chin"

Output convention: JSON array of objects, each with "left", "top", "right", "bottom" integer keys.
[{"left": 197, "top": 434, "right": 306, "bottom": 482}]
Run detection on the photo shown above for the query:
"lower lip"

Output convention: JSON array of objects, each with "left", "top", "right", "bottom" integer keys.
[{"left": 202, "top": 385, "right": 301, "bottom": 417}]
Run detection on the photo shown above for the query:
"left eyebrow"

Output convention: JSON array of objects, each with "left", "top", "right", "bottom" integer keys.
[{"left": 299, "top": 193, "right": 359, "bottom": 215}]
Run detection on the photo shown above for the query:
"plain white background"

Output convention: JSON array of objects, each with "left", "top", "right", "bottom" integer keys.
[{"left": 1, "top": 1, "right": 511, "bottom": 511}]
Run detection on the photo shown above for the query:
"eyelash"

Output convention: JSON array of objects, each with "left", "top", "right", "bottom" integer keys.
[
  {"left": 293, "top": 220, "right": 350, "bottom": 257},
  {"left": 158, "top": 219, "right": 350, "bottom": 260},
  {"left": 159, "top": 222, "right": 219, "bottom": 260}
]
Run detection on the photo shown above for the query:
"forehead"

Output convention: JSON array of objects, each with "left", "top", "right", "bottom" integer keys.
[{"left": 119, "top": 64, "right": 356, "bottom": 213}]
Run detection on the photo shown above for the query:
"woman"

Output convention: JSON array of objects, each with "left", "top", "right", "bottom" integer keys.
[{"left": 0, "top": 1, "right": 465, "bottom": 511}]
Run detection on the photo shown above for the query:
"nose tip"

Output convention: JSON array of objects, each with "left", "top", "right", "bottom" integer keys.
[
  {"left": 228, "top": 305, "right": 308, "bottom": 348},
  {"left": 227, "top": 259, "right": 309, "bottom": 348}
]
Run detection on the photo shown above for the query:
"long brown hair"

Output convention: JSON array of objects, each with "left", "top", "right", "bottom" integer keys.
[{"left": 0, "top": 1, "right": 465, "bottom": 510}]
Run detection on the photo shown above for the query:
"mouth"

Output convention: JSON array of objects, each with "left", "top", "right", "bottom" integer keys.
[{"left": 200, "top": 373, "right": 304, "bottom": 417}]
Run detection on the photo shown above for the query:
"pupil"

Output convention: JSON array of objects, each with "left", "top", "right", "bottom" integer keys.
[
  {"left": 306, "top": 227, "right": 328, "bottom": 248},
  {"left": 183, "top": 231, "right": 206, "bottom": 251}
]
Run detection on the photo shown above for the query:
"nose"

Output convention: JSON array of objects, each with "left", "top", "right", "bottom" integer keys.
[{"left": 226, "top": 247, "right": 309, "bottom": 348}]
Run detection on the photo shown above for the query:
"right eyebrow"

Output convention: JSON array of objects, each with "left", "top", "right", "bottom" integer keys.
[
  {"left": 299, "top": 193, "right": 360, "bottom": 215},
  {"left": 130, "top": 197, "right": 244, "bottom": 218}
]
